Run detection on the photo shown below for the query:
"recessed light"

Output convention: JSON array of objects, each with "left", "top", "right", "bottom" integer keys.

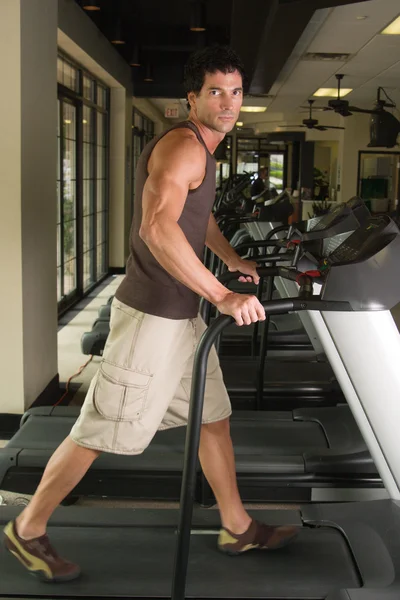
[
  {"left": 381, "top": 15, "right": 400, "bottom": 35},
  {"left": 83, "top": 1, "right": 100, "bottom": 10},
  {"left": 64, "top": 119, "right": 72, "bottom": 124},
  {"left": 240, "top": 106, "right": 267, "bottom": 113},
  {"left": 313, "top": 88, "right": 352, "bottom": 97},
  {"left": 236, "top": 121, "right": 244, "bottom": 127}
]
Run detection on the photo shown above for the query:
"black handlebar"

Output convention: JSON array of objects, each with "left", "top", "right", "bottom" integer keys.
[{"left": 217, "top": 266, "right": 302, "bottom": 285}]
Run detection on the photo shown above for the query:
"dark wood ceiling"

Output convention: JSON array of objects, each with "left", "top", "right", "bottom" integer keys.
[{"left": 75, "top": 0, "right": 367, "bottom": 98}]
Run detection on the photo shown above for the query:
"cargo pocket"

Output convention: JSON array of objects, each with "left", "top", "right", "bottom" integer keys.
[{"left": 93, "top": 360, "right": 152, "bottom": 422}]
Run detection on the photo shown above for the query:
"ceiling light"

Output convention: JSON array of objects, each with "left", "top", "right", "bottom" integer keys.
[
  {"left": 130, "top": 46, "right": 141, "bottom": 67},
  {"left": 236, "top": 121, "right": 244, "bottom": 127},
  {"left": 111, "top": 19, "right": 125, "bottom": 44},
  {"left": 64, "top": 119, "right": 71, "bottom": 124},
  {"left": 82, "top": 0, "right": 100, "bottom": 10},
  {"left": 313, "top": 88, "right": 352, "bottom": 97},
  {"left": 240, "top": 106, "right": 267, "bottom": 113},
  {"left": 381, "top": 15, "right": 400, "bottom": 35},
  {"left": 83, "top": 119, "right": 88, "bottom": 124},
  {"left": 190, "top": 1, "right": 206, "bottom": 32},
  {"left": 356, "top": 15, "right": 368, "bottom": 20},
  {"left": 144, "top": 64, "right": 154, "bottom": 82}
]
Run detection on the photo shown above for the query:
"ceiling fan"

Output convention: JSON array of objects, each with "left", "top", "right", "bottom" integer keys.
[
  {"left": 279, "top": 99, "right": 345, "bottom": 131},
  {"left": 301, "top": 74, "right": 393, "bottom": 117}
]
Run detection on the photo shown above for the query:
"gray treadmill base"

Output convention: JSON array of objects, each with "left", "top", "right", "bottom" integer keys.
[{"left": 0, "top": 507, "right": 360, "bottom": 599}]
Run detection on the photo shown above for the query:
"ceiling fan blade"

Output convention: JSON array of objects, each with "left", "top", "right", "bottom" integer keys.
[
  {"left": 347, "top": 106, "right": 378, "bottom": 115},
  {"left": 278, "top": 125, "right": 304, "bottom": 128},
  {"left": 300, "top": 107, "right": 328, "bottom": 112},
  {"left": 325, "top": 125, "right": 345, "bottom": 130},
  {"left": 315, "top": 125, "right": 327, "bottom": 131}
]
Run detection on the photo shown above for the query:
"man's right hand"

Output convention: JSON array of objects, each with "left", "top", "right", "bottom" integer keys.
[{"left": 216, "top": 292, "right": 266, "bottom": 327}]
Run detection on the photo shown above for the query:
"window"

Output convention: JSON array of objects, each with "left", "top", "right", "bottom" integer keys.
[
  {"left": 235, "top": 137, "right": 287, "bottom": 194},
  {"left": 57, "top": 54, "right": 110, "bottom": 314},
  {"left": 358, "top": 151, "right": 400, "bottom": 214},
  {"left": 215, "top": 136, "right": 232, "bottom": 190}
]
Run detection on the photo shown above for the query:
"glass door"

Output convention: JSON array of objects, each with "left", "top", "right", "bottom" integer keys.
[
  {"left": 57, "top": 98, "right": 78, "bottom": 308},
  {"left": 269, "top": 152, "right": 285, "bottom": 193}
]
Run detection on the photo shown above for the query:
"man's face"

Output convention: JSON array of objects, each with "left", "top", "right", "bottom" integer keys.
[{"left": 189, "top": 69, "right": 243, "bottom": 134}]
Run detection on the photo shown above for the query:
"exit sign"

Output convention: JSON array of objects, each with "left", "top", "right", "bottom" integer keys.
[{"left": 165, "top": 106, "right": 179, "bottom": 118}]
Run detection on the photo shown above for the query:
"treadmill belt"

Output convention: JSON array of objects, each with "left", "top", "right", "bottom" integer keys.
[
  {"left": 0, "top": 524, "right": 360, "bottom": 598},
  {"left": 223, "top": 360, "right": 335, "bottom": 391}
]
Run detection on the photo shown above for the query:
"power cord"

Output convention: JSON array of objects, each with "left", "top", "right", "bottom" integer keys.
[
  {"left": 380, "top": 87, "right": 400, "bottom": 120},
  {"left": 53, "top": 355, "right": 94, "bottom": 407}
]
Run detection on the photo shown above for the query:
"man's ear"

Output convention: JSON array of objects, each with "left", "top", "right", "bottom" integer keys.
[{"left": 187, "top": 91, "right": 197, "bottom": 112}]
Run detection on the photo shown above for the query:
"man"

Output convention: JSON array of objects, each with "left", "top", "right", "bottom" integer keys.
[
  {"left": 251, "top": 166, "right": 269, "bottom": 198},
  {"left": 3, "top": 45, "right": 298, "bottom": 582}
]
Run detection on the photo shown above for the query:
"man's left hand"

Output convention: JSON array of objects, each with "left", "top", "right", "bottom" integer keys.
[{"left": 228, "top": 258, "right": 260, "bottom": 285}]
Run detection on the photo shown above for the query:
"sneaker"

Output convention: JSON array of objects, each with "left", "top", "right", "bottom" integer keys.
[
  {"left": 218, "top": 519, "right": 299, "bottom": 556},
  {"left": 3, "top": 520, "right": 81, "bottom": 582}
]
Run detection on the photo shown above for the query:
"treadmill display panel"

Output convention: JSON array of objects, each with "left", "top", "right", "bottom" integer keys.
[{"left": 325, "top": 215, "right": 397, "bottom": 265}]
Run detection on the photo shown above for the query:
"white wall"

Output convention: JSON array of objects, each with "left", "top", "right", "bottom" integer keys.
[
  {"left": 0, "top": 0, "right": 58, "bottom": 413},
  {"left": 0, "top": 0, "right": 24, "bottom": 413},
  {"left": 133, "top": 98, "right": 169, "bottom": 135},
  {"left": 21, "top": 0, "right": 58, "bottom": 408}
]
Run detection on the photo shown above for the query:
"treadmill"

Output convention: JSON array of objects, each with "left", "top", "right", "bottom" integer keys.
[
  {"left": 0, "top": 212, "right": 384, "bottom": 505},
  {"left": 217, "top": 197, "right": 370, "bottom": 409},
  {"left": 2, "top": 215, "right": 400, "bottom": 599}
]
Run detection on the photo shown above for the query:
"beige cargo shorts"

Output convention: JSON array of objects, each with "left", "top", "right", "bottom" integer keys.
[{"left": 70, "top": 298, "right": 232, "bottom": 455}]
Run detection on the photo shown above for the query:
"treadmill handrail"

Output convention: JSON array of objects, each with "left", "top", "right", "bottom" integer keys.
[
  {"left": 200, "top": 266, "right": 300, "bottom": 323},
  {"left": 233, "top": 239, "right": 286, "bottom": 254},
  {"left": 200, "top": 266, "right": 320, "bottom": 324},
  {"left": 218, "top": 266, "right": 308, "bottom": 285},
  {"left": 171, "top": 296, "right": 353, "bottom": 600}
]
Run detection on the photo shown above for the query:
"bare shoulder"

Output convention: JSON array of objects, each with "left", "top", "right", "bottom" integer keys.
[{"left": 149, "top": 127, "right": 206, "bottom": 177}]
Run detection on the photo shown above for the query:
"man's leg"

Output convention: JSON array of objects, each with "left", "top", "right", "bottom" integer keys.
[
  {"left": 199, "top": 416, "right": 299, "bottom": 553},
  {"left": 16, "top": 436, "right": 100, "bottom": 539},
  {"left": 199, "top": 418, "right": 250, "bottom": 534}
]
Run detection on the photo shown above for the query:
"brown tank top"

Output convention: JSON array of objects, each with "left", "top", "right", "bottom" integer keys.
[{"left": 115, "top": 121, "right": 216, "bottom": 319}]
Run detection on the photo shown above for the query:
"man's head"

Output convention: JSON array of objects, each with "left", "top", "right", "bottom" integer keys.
[
  {"left": 184, "top": 45, "right": 246, "bottom": 134},
  {"left": 259, "top": 167, "right": 268, "bottom": 179}
]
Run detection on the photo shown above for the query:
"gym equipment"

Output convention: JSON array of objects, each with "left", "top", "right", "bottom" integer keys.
[
  {"left": 2, "top": 213, "right": 400, "bottom": 599},
  {"left": 0, "top": 402, "right": 378, "bottom": 505}
]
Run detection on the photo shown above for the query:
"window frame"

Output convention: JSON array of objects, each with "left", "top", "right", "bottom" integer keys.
[{"left": 57, "top": 53, "right": 110, "bottom": 316}]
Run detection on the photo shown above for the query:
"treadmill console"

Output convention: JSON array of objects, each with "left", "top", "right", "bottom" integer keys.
[
  {"left": 301, "top": 196, "right": 370, "bottom": 242},
  {"left": 325, "top": 215, "right": 397, "bottom": 266},
  {"left": 321, "top": 215, "right": 400, "bottom": 310},
  {"left": 257, "top": 190, "right": 294, "bottom": 224},
  {"left": 310, "top": 196, "right": 367, "bottom": 232}
]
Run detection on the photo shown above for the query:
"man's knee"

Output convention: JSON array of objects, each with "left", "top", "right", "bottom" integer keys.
[
  {"left": 67, "top": 436, "right": 101, "bottom": 461},
  {"left": 201, "top": 417, "right": 230, "bottom": 435}
]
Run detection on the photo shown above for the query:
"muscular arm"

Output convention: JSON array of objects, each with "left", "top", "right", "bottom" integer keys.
[{"left": 139, "top": 130, "right": 229, "bottom": 305}]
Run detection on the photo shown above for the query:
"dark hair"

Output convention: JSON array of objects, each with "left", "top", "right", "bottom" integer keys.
[{"left": 184, "top": 45, "right": 246, "bottom": 110}]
